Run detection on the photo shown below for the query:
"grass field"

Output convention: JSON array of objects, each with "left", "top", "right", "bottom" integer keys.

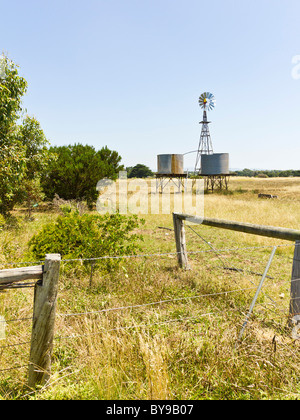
[{"left": 0, "top": 177, "right": 300, "bottom": 400}]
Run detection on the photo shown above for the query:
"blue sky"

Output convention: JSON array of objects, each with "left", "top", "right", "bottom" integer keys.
[{"left": 1, "top": 0, "right": 300, "bottom": 170}]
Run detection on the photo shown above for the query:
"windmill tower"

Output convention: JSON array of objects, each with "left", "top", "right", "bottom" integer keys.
[{"left": 194, "top": 92, "right": 216, "bottom": 174}]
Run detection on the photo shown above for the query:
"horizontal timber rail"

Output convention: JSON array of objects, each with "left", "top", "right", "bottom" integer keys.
[
  {"left": 173, "top": 213, "right": 300, "bottom": 242},
  {"left": 0, "top": 265, "right": 43, "bottom": 288}
]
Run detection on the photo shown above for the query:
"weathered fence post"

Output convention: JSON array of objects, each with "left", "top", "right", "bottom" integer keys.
[
  {"left": 173, "top": 213, "right": 189, "bottom": 270},
  {"left": 28, "top": 254, "right": 61, "bottom": 389},
  {"left": 290, "top": 240, "right": 300, "bottom": 323}
]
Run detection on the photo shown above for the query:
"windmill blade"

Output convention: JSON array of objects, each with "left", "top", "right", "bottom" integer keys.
[{"left": 198, "top": 92, "right": 216, "bottom": 111}]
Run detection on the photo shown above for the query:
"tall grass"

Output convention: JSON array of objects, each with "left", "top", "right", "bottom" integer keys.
[{"left": 0, "top": 177, "right": 300, "bottom": 400}]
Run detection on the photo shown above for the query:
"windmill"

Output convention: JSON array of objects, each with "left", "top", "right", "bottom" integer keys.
[{"left": 194, "top": 92, "right": 216, "bottom": 174}]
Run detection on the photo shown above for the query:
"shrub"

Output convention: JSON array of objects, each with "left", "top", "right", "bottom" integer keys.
[{"left": 28, "top": 211, "right": 144, "bottom": 272}]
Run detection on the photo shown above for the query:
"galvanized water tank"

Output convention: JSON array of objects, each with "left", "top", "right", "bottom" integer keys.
[
  {"left": 157, "top": 154, "right": 184, "bottom": 175},
  {"left": 201, "top": 153, "right": 229, "bottom": 175}
]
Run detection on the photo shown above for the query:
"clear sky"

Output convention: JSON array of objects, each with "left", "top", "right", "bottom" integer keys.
[{"left": 1, "top": 0, "right": 300, "bottom": 171}]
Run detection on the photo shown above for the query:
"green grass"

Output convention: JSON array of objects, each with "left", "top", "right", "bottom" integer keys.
[{"left": 0, "top": 177, "right": 300, "bottom": 400}]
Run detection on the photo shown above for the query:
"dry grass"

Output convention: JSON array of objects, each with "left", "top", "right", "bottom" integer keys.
[{"left": 0, "top": 177, "right": 300, "bottom": 400}]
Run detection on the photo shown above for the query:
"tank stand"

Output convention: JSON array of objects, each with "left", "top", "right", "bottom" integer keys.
[
  {"left": 203, "top": 175, "right": 230, "bottom": 192},
  {"left": 155, "top": 174, "right": 187, "bottom": 193}
]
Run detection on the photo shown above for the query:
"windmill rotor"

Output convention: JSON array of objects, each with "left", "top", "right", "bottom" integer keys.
[{"left": 198, "top": 92, "right": 216, "bottom": 111}]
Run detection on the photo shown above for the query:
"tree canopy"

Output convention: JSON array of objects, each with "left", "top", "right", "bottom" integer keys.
[
  {"left": 41, "top": 144, "right": 124, "bottom": 207},
  {"left": 0, "top": 56, "right": 28, "bottom": 214},
  {"left": 0, "top": 55, "right": 57, "bottom": 215}
]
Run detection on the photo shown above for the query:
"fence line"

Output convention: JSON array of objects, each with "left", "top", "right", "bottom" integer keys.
[
  {"left": 0, "top": 241, "right": 299, "bottom": 269},
  {"left": 0, "top": 284, "right": 262, "bottom": 339},
  {"left": 4, "top": 276, "right": 299, "bottom": 325},
  {"left": 0, "top": 226, "right": 299, "bottom": 387},
  {"left": 5, "top": 275, "right": 298, "bottom": 325},
  {"left": 1, "top": 245, "right": 298, "bottom": 321},
  {"left": 173, "top": 213, "right": 300, "bottom": 317}
]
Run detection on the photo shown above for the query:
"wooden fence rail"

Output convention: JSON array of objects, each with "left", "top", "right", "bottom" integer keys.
[
  {"left": 173, "top": 213, "right": 300, "bottom": 242},
  {"left": 0, "top": 266, "right": 43, "bottom": 289},
  {"left": 172, "top": 212, "right": 300, "bottom": 322}
]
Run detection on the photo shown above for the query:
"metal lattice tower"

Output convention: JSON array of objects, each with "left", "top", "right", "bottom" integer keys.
[{"left": 194, "top": 92, "right": 215, "bottom": 174}]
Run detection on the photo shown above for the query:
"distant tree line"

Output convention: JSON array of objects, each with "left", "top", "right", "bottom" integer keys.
[{"left": 231, "top": 169, "right": 300, "bottom": 178}]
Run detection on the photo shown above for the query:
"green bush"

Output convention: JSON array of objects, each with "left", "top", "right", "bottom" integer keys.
[{"left": 28, "top": 211, "right": 144, "bottom": 271}]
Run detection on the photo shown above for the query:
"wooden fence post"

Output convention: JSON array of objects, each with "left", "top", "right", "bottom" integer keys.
[
  {"left": 173, "top": 213, "right": 189, "bottom": 270},
  {"left": 290, "top": 240, "right": 300, "bottom": 322},
  {"left": 28, "top": 254, "right": 61, "bottom": 389}
]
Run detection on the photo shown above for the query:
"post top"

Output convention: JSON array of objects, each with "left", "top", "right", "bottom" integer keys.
[{"left": 45, "top": 254, "right": 61, "bottom": 261}]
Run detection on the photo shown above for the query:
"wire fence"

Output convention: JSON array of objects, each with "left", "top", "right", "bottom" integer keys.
[
  {"left": 1, "top": 240, "right": 299, "bottom": 268},
  {"left": 0, "top": 235, "right": 299, "bottom": 380}
]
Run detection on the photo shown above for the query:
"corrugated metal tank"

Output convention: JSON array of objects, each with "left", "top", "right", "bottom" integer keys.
[
  {"left": 201, "top": 153, "right": 229, "bottom": 175},
  {"left": 157, "top": 154, "right": 184, "bottom": 174}
]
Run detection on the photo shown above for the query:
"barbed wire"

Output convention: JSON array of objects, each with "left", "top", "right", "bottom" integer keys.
[
  {"left": 56, "top": 285, "right": 258, "bottom": 319},
  {"left": 0, "top": 340, "right": 31, "bottom": 350},
  {"left": 2, "top": 277, "right": 297, "bottom": 325},
  {"left": 0, "top": 316, "right": 33, "bottom": 323},
  {"left": 57, "top": 242, "right": 300, "bottom": 263},
  {"left": 2, "top": 278, "right": 297, "bottom": 325},
  {"left": 1, "top": 246, "right": 298, "bottom": 324},
  {"left": 0, "top": 240, "right": 297, "bottom": 269}
]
